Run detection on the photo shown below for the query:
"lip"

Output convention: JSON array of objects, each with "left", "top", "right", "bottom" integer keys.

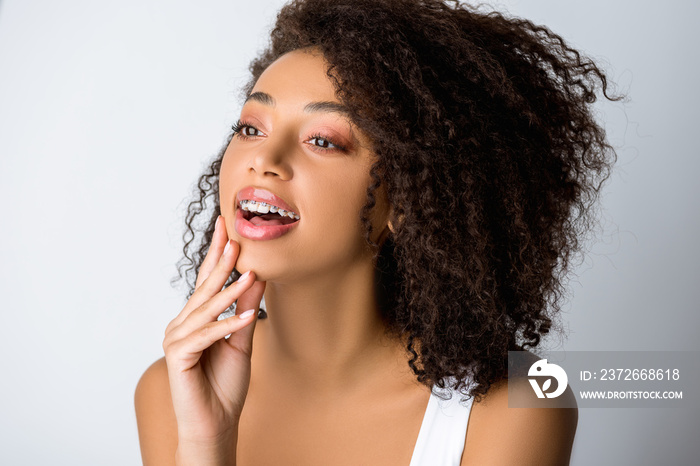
[{"left": 234, "top": 186, "right": 300, "bottom": 241}]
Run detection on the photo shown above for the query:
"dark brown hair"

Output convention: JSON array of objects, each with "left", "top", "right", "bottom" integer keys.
[{"left": 175, "top": 0, "right": 619, "bottom": 401}]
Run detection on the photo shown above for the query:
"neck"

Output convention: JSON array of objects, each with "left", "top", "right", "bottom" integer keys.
[{"left": 253, "top": 257, "right": 406, "bottom": 394}]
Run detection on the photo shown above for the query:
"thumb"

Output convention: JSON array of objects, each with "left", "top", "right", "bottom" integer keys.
[{"left": 227, "top": 280, "right": 266, "bottom": 354}]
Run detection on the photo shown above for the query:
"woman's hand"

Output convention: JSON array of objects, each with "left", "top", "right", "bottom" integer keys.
[{"left": 162, "top": 215, "right": 265, "bottom": 463}]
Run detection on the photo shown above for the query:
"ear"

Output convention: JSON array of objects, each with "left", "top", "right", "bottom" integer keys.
[
  {"left": 377, "top": 210, "right": 402, "bottom": 245},
  {"left": 377, "top": 223, "right": 392, "bottom": 246},
  {"left": 388, "top": 212, "right": 405, "bottom": 233}
]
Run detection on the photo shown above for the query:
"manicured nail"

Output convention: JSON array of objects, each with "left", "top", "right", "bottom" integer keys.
[
  {"left": 215, "top": 215, "right": 221, "bottom": 231},
  {"left": 224, "top": 240, "right": 232, "bottom": 255},
  {"left": 238, "top": 309, "right": 256, "bottom": 319},
  {"left": 236, "top": 270, "right": 250, "bottom": 282}
]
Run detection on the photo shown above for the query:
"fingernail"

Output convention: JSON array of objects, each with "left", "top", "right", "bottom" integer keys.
[
  {"left": 215, "top": 215, "right": 221, "bottom": 231},
  {"left": 224, "top": 240, "right": 231, "bottom": 255},
  {"left": 238, "top": 309, "right": 256, "bottom": 319},
  {"left": 236, "top": 270, "right": 250, "bottom": 282}
]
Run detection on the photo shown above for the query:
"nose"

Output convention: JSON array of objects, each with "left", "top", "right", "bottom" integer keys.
[{"left": 247, "top": 138, "right": 293, "bottom": 180}]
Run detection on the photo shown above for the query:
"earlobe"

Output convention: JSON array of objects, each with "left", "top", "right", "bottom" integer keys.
[
  {"left": 377, "top": 223, "right": 392, "bottom": 246},
  {"left": 387, "top": 213, "right": 404, "bottom": 234},
  {"left": 377, "top": 211, "right": 403, "bottom": 245}
]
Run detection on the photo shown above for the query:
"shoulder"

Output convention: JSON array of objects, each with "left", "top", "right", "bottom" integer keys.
[
  {"left": 134, "top": 357, "right": 178, "bottom": 465},
  {"left": 135, "top": 357, "right": 172, "bottom": 416},
  {"left": 460, "top": 377, "right": 578, "bottom": 466}
]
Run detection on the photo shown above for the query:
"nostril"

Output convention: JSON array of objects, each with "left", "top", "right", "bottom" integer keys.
[
  {"left": 247, "top": 165, "right": 283, "bottom": 178},
  {"left": 247, "top": 151, "right": 292, "bottom": 181}
]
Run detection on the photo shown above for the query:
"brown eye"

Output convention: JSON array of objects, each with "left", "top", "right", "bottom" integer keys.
[
  {"left": 242, "top": 126, "right": 261, "bottom": 137},
  {"left": 309, "top": 137, "right": 337, "bottom": 149},
  {"left": 232, "top": 120, "right": 264, "bottom": 138}
]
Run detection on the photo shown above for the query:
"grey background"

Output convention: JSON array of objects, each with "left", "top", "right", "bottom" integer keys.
[{"left": 0, "top": 0, "right": 697, "bottom": 464}]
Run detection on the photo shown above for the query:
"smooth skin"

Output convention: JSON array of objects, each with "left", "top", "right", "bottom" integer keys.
[{"left": 135, "top": 49, "right": 577, "bottom": 465}]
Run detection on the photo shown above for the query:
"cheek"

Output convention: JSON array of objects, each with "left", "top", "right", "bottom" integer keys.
[
  {"left": 306, "top": 170, "right": 375, "bottom": 240},
  {"left": 218, "top": 149, "right": 240, "bottom": 217}
]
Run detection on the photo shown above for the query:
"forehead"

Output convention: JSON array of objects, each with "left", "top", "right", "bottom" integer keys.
[{"left": 250, "top": 49, "right": 338, "bottom": 104}]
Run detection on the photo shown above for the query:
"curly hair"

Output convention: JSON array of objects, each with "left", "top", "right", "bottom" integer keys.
[{"left": 174, "top": 0, "right": 619, "bottom": 401}]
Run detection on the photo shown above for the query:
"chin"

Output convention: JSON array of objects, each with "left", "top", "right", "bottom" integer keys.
[
  {"left": 234, "top": 242, "right": 288, "bottom": 283},
  {"left": 234, "top": 246, "right": 265, "bottom": 279}
]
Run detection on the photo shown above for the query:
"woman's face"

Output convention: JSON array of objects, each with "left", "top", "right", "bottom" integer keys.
[{"left": 219, "top": 49, "right": 389, "bottom": 282}]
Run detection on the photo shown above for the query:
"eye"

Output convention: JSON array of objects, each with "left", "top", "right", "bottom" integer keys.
[
  {"left": 242, "top": 126, "right": 262, "bottom": 137},
  {"left": 307, "top": 135, "right": 347, "bottom": 152},
  {"left": 231, "top": 120, "right": 264, "bottom": 139},
  {"left": 310, "top": 137, "right": 334, "bottom": 149}
]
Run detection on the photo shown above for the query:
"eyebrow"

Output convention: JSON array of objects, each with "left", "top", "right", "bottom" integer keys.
[
  {"left": 245, "top": 91, "right": 350, "bottom": 116},
  {"left": 245, "top": 91, "right": 275, "bottom": 107}
]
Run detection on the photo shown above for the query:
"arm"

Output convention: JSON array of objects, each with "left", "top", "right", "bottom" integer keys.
[{"left": 460, "top": 378, "right": 578, "bottom": 466}]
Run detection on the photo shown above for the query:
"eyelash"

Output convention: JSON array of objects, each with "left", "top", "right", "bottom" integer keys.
[
  {"left": 231, "top": 119, "right": 348, "bottom": 152},
  {"left": 231, "top": 120, "right": 260, "bottom": 139},
  {"left": 307, "top": 133, "right": 347, "bottom": 152}
]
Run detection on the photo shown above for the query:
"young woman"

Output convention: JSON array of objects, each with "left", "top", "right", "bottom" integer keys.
[{"left": 135, "top": 0, "right": 617, "bottom": 464}]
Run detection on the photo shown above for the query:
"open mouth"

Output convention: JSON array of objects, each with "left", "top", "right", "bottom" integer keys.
[{"left": 239, "top": 199, "right": 300, "bottom": 227}]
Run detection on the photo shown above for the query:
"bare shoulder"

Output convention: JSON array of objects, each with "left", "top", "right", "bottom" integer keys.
[
  {"left": 460, "top": 377, "right": 578, "bottom": 466},
  {"left": 134, "top": 357, "right": 178, "bottom": 466}
]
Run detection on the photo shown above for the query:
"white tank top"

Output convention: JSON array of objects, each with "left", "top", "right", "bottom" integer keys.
[{"left": 409, "top": 384, "right": 474, "bottom": 466}]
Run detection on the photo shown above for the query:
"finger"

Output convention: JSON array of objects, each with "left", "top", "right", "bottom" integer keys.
[
  {"left": 167, "top": 238, "right": 240, "bottom": 333},
  {"left": 166, "top": 309, "right": 258, "bottom": 370},
  {"left": 168, "top": 270, "right": 256, "bottom": 340},
  {"left": 226, "top": 280, "right": 266, "bottom": 355},
  {"left": 193, "top": 239, "right": 240, "bottom": 301},
  {"left": 194, "top": 215, "right": 228, "bottom": 290}
]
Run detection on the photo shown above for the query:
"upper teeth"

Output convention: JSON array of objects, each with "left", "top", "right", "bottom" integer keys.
[{"left": 240, "top": 200, "right": 300, "bottom": 220}]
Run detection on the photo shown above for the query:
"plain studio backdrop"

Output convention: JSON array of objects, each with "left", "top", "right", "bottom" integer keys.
[{"left": 0, "top": 0, "right": 698, "bottom": 464}]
